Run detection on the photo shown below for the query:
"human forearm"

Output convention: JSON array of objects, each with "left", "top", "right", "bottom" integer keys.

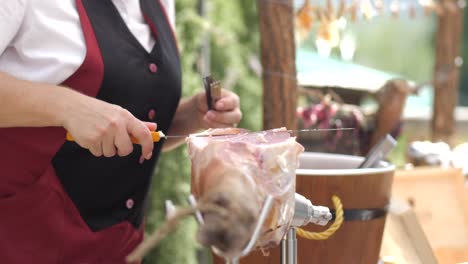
[
  {"left": 0, "top": 72, "right": 155, "bottom": 160},
  {"left": 0, "top": 72, "right": 74, "bottom": 127}
]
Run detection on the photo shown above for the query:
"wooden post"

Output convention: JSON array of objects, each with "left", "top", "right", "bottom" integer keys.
[
  {"left": 432, "top": 0, "right": 464, "bottom": 143},
  {"left": 257, "top": 0, "right": 298, "bottom": 130}
]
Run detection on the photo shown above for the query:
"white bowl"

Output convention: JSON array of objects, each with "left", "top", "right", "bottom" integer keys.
[{"left": 296, "top": 152, "right": 395, "bottom": 176}]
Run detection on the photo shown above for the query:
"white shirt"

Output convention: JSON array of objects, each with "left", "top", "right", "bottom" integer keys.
[{"left": 0, "top": 0, "right": 175, "bottom": 85}]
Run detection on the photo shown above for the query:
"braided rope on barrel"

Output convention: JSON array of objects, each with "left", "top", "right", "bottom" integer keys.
[{"left": 296, "top": 195, "right": 344, "bottom": 240}]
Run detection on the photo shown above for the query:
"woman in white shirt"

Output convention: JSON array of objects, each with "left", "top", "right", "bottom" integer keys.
[{"left": 0, "top": 1, "right": 241, "bottom": 263}]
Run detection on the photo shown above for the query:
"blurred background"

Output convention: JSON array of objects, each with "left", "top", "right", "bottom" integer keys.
[{"left": 146, "top": 0, "right": 468, "bottom": 263}]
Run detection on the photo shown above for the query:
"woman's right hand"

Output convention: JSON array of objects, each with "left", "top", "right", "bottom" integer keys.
[
  {"left": 62, "top": 95, "right": 155, "bottom": 162},
  {"left": 0, "top": 73, "right": 153, "bottom": 162},
  {"left": 0, "top": 73, "right": 154, "bottom": 161}
]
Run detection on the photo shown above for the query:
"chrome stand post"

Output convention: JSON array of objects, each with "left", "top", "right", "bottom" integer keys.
[{"left": 281, "top": 228, "right": 297, "bottom": 264}]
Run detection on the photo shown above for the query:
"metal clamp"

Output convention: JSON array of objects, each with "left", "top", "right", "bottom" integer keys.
[
  {"left": 291, "top": 193, "right": 332, "bottom": 227},
  {"left": 187, "top": 194, "right": 274, "bottom": 263}
]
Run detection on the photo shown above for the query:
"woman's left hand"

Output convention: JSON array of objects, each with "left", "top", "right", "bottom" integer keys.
[
  {"left": 162, "top": 89, "right": 242, "bottom": 151},
  {"left": 195, "top": 89, "right": 242, "bottom": 128}
]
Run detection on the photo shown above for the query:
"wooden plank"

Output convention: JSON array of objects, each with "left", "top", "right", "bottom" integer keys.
[
  {"left": 434, "top": 248, "right": 468, "bottom": 263},
  {"left": 257, "top": 0, "right": 298, "bottom": 130},
  {"left": 380, "top": 199, "right": 438, "bottom": 264},
  {"left": 392, "top": 167, "right": 468, "bottom": 263}
]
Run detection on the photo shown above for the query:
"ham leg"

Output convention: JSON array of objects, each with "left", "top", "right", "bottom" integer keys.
[{"left": 187, "top": 128, "right": 304, "bottom": 258}]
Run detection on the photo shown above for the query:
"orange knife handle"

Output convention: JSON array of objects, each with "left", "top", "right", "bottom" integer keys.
[
  {"left": 150, "top": 131, "right": 163, "bottom": 142},
  {"left": 130, "top": 131, "right": 162, "bottom": 143},
  {"left": 65, "top": 132, "right": 75, "bottom": 142},
  {"left": 66, "top": 131, "right": 163, "bottom": 144}
]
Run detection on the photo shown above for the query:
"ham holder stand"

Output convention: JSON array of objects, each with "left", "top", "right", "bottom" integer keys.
[
  {"left": 164, "top": 135, "right": 395, "bottom": 264},
  {"left": 165, "top": 193, "right": 332, "bottom": 264}
]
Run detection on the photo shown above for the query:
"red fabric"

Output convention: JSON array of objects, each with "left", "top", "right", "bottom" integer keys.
[
  {"left": 143, "top": 13, "right": 159, "bottom": 40},
  {"left": 63, "top": 0, "right": 104, "bottom": 97},
  {"left": 0, "top": 166, "right": 143, "bottom": 263},
  {"left": 0, "top": 0, "right": 143, "bottom": 263}
]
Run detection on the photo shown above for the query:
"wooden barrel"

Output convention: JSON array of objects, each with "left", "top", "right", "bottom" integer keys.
[{"left": 214, "top": 152, "right": 395, "bottom": 264}]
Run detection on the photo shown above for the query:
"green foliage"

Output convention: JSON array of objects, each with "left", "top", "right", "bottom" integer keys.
[
  {"left": 145, "top": 1, "right": 261, "bottom": 263},
  {"left": 387, "top": 133, "right": 408, "bottom": 168},
  {"left": 300, "top": 16, "right": 437, "bottom": 83},
  {"left": 208, "top": 0, "right": 262, "bottom": 131},
  {"left": 349, "top": 17, "right": 436, "bottom": 83}
]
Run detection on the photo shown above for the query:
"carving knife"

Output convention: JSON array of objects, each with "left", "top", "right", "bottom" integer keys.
[{"left": 65, "top": 128, "right": 354, "bottom": 144}]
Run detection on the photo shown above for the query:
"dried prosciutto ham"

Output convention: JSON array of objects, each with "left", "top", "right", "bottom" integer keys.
[{"left": 187, "top": 127, "right": 304, "bottom": 258}]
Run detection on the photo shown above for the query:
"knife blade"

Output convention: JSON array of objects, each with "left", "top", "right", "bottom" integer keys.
[
  {"left": 163, "top": 128, "right": 355, "bottom": 141},
  {"left": 66, "top": 128, "right": 354, "bottom": 144}
]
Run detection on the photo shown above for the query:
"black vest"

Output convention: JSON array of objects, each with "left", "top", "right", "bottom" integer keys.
[{"left": 52, "top": 0, "right": 181, "bottom": 232}]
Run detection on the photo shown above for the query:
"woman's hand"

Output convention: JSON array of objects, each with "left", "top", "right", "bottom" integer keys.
[
  {"left": 162, "top": 89, "right": 242, "bottom": 152},
  {"left": 163, "top": 87, "right": 242, "bottom": 151},
  {"left": 195, "top": 89, "right": 242, "bottom": 129},
  {"left": 0, "top": 72, "right": 154, "bottom": 161},
  {"left": 62, "top": 96, "right": 155, "bottom": 162}
]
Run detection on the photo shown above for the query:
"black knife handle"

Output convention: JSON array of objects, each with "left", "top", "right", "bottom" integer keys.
[
  {"left": 203, "top": 75, "right": 222, "bottom": 110},
  {"left": 203, "top": 76, "right": 214, "bottom": 110}
]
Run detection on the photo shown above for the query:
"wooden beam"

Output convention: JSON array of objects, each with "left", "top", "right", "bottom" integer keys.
[
  {"left": 432, "top": 0, "right": 464, "bottom": 143},
  {"left": 381, "top": 199, "right": 438, "bottom": 264},
  {"left": 257, "top": 0, "right": 298, "bottom": 130}
]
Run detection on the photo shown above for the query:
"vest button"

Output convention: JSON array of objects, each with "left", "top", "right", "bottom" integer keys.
[
  {"left": 126, "top": 199, "right": 134, "bottom": 209},
  {"left": 149, "top": 63, "right": 158, "bottom": 73},
  {"left": 148, "top": 109, "right": 156, "bottom": 120}
]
